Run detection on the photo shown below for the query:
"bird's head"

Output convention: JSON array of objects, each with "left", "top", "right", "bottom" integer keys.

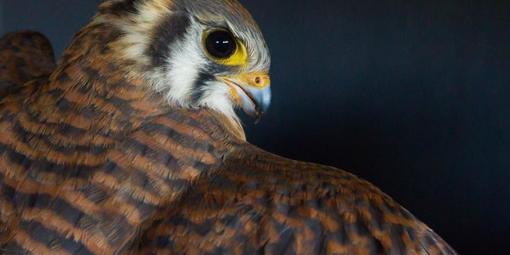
[{"left": 93, "top": 0, "right": 271, "bottom": 122}]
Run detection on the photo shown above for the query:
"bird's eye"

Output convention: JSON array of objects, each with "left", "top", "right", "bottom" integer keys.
[
  {"left": 203, "top": 29, "right": 248, "bottom": 66},
  {"left": 205, "top": 30, "right": 236, "bottom": 59}
]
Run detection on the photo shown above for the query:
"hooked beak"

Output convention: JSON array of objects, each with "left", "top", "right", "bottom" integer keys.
[{"left": 219, "top": 72, "right": 271, "bottom": 120}]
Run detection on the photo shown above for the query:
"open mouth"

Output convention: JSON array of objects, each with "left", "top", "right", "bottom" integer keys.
[
  {"left": 223, "top": 78, "right": 258, "bottom": 109},
  {"left": 219, "top": 76, "right": 271, "bottom": 119}
]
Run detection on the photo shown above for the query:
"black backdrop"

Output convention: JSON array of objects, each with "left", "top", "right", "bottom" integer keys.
[{"left": 2, "top": 1, "right": 509, "bottom": 254}]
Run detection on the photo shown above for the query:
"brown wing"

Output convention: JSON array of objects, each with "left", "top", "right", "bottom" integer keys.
[
  {"left": 137, "top": 144, "right": 457, "bottom": 255},
  {"left": 0, "top": 31, "right": 55, "bottom": 97}
]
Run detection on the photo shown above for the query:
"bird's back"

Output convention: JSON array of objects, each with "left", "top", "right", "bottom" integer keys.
[{"left": 136, "top": 144, "right": 457, "bottom": 254}]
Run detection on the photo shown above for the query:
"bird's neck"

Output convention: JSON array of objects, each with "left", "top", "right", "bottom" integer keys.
[{"left": 30, "top": 22, "right": 246, "bottom": 140}]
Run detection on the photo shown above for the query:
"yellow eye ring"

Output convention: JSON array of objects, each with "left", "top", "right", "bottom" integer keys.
[{"left": 203, "top": 29, "right": 248, "bottom": 66}]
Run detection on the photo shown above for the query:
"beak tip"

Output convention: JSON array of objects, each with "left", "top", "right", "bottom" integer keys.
[
  {"left": 223, "top": 76, "right": 271, "bottom": 121},
  {"left": 254, "top": 86, "right": 271, "bottom": 119}
]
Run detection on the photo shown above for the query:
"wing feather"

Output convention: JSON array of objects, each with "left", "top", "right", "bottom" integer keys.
[{"left": 137, "top": 144, "right": 457, "bottom": 255}]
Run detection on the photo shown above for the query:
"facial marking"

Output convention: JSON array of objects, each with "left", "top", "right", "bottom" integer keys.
[
  {"left": 101, "top": 0, "right": 271, "bottom": 122},
  {"left": 161, "top": 22, "right": 207, "bottom": 106},
  {"left": 147, "top": 13, "right": 191, "bottom": 67}
]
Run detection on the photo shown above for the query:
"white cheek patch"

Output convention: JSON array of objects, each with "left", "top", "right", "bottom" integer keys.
[
  {"left": 149, "top": 25, "right": 207, "bottom": 107},
  {"left": 143, "top": 20, "right": 240, "bottom": 122},
  {"left": 165, "top": 38, "right": 204, "bottom": 105}
]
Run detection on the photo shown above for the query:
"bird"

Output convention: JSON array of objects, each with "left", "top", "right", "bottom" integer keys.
[{"left": 0, "top": 0, "right": 457, "bottom": 254}]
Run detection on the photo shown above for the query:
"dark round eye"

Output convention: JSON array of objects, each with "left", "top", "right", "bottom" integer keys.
[{"left": 205, "top": 30, "right": 237, "bottom": 59}]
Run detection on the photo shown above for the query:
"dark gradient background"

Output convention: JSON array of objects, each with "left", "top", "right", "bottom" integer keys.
[{"left": 1, "top": 1, "right": 509, "bottom": 254}]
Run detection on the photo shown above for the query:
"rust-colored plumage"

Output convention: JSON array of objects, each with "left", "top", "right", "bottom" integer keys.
[{"left": 0, "top": 1, "right": 456, "bottom": 254}]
